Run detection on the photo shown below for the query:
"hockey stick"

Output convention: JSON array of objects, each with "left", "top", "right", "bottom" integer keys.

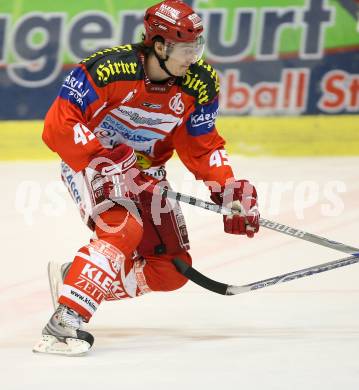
[
  {"left": 172, "top": 254, "right": 359, "bottom": 295},
  {"left": 148, "top": 184, "right": 359, "bottom": 256},
  {"left": 111, "top": 177, "right": 359, "bottom": 255},
  {"left": 111, "top": 178, "right": 359, "bottom": 294}
]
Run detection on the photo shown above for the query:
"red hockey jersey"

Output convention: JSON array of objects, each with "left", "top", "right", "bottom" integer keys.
[{"left": 43, "top": 44, "right": 234, "bottom": 185}]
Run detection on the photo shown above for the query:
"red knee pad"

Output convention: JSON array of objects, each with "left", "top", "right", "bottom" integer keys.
[
  {"left": 143, "top": 251, "right": 192, "bottom": 292},
  {"left": 94, "top": 206, "right": 143, "bottom": 259}
]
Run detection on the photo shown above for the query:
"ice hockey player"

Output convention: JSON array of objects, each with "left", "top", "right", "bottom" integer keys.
[{"left": 33, "top": 0, "right": 260, "bottom": 356}]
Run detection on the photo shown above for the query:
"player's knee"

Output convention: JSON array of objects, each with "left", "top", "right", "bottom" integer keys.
[
  {"left": 167, "top": 252, "right": 192, "bottom": 291},
  {"left": 148, "top": 251, "right": 192, "bottom": 292},
  {"left": 94, "top": 206, "right": 143, "bottom": 259}
]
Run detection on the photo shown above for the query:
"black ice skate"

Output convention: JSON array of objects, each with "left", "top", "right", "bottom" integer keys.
[{"left": 33, "top": 304, "right": 94, "bottom": 356}]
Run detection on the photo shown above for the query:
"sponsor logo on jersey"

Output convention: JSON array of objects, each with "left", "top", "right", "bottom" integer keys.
[
  {"left": 183, "top": 70, "right": 210, "bottom": 104},
  {"left": 183, "top": 61, "right": 220, "bottom": 104},
  {"left": 97, "top": 114, "right": 160, "bottom": 142},
  {"left": 187, "top": 98, "right": 219, "bottom": 136},
  {"left": 112, "top": 105, "right": 180, "bottom": 132},
  {"left": 95, "top": 114, "right": 164, "bottom": 154},
  {"left": 142, "top": 102, "right": 162, "bottom": 109},
  {"left": 169, "top": 93, "right": 185, "bottom": 114},
  {"left": 59, "top": 68, "right": 98, "bottom": 112},
  {"left": 96, "top": 59, "right": 138, "bottom": 85}
]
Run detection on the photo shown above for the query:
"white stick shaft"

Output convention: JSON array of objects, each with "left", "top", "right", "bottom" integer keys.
[
  {"left": 227, "top": 254, "right": 359, "bottom": 295},
  {"left": 158, "top": 186, "right": 359, "bottom": 256}
]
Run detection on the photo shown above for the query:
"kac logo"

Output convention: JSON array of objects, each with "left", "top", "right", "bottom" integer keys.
[{"left": 169, "top": 93, "right": 184, "bottom": 115}]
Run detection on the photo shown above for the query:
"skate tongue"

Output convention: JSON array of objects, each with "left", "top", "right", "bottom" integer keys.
[{"left": 58, "top": 305, "right": 83, "bottom": 330}]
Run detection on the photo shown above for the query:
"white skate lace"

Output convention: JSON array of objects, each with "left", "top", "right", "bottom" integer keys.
[{"left": 58, "top": 305, "right": 83, "bottom": 330}]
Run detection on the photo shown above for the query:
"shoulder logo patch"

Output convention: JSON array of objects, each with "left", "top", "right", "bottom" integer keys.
[
  {"left": 59, "top": 67, "right": 98, "bottom": 112},
  {"left": 186, "top": 98, "right": 219, "bottom": 136}
]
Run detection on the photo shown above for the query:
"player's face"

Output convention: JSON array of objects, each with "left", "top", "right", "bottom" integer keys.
[
  {"left": 165, "top": 55, "right": 193, "bottom": 77},
  {"left": 164, "top": 37, "right": 205, "bottom": 76}
]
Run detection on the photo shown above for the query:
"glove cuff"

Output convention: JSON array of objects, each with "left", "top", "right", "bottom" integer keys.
[
  {"left": 91, "top": 145, "right": 137, "bottom": 175},
  {"left": 210, "top": 180, "right": 250, "bottom": 206}
]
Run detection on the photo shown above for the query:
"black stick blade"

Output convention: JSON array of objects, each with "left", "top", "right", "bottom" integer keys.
[{"left": 172, "top": 258, "right": 230, "bottom": 295}]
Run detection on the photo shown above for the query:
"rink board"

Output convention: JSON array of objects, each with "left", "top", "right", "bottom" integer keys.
[{"left": 1, "top": 116, "right": 359, "bottom": 160}]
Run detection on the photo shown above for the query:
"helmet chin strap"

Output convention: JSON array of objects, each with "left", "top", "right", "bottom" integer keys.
[{"left": 154, "top": 50, "right": 176, "bottom": 78}]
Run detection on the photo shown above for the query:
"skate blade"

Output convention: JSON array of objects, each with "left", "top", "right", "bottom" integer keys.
[
  {"left": 47, "top": 262, "right": 63, "bottom": 310},
  {"left": 32, "top": 335, "right": 91, "bottom": 357}
]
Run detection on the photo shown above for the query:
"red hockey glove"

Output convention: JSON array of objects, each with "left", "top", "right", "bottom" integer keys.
[
  {"left": 89, "top": 144, "right": 139, "bottom": 200},
  {"left": 92, "top": 144, "right": 137, "bottom": 176},
  {"left": 210, "top": 180, "right": 260, "bottom": 237}
]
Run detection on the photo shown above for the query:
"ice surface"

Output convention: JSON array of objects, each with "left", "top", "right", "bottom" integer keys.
[{"left": 0, "top": 157, "right": 358, "bottom": 390}]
